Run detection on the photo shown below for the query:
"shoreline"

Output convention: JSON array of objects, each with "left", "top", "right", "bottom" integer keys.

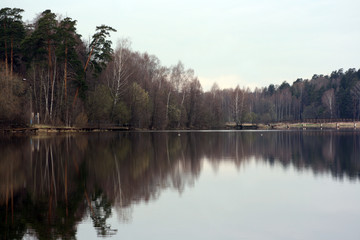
[
  {"left": 1, "top": 121, "right": 360, "bottom": 134},
  {"left": 266, "top": 121, "right": 360, "bottom": 130}
]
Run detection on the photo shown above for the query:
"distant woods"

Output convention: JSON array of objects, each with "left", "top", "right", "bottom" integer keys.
[{"left": 1, "top": 8, "right": 360, "bottom": 128}]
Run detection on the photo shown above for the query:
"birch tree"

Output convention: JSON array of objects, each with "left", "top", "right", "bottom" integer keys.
[
  {"left": 33, "top": 10, "right": 58, "bottom": 122},
  {"left": 232, "top": 85, "right": 246, "bottom": 123},
  {"left": 322, "top": 88, "right": 335, "bottom": 119},
  {"left": 168, "top": 62, "right": 193, "bottom": 127},
  {"left": 105, "top": 39, "right": 131, "bottom": 110},
  {"left": 166, "top": 62, "right": 184, "bottom": 127}
]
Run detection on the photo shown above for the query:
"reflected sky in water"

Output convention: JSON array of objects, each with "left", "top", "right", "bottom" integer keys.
[{"left": 0, "top": 131, "right": 360, "bottom": 239}]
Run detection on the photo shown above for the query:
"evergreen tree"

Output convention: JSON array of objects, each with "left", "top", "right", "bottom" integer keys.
[
  {"left": 0, "top": 8, "right": 25, "bottom": 75},
  {"left": 85, "top": 25, "right": 117, "bottom": 75},
  {"left": 56, "top": 17, "right": 83, "bottom": 125}
]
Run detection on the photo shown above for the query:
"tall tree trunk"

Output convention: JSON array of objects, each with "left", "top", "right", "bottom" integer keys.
[
  {"left": 72, "top": 88, "right": 79, "bottom": 109},
  {"left": 48, "top": 38, "right": 54, "bottom": 122},
  {"left": 239, "top": 91, "right": 245, "bottom": 123},
  {"left": 48, "top": 39, "right": 52, "bottom": 70},
  {"left": 72, "top": 41, "right": 97, "bottom": 108},
  {"left": 3, "top": 23, "right": 8, "bottom": 76},
  {"left": 38, "top": 66, "right": 42, "bottom": 123},
  {"left": 113, "top": 50, "right": 122, "bottom": 107},
  {"left": 4, "top": 42, "right": 8, "bottom": 76},
  {"left": 177, "top": 91, "right": 186, "bottom": 128},
  {"left": 34, "top": 65, "right": 42, "bottom": 123},
  {"left": 84, "top": 43, "right": 96, "bottom": 72},
  {"left": 166, "top": 91, "right": 171, "bottom": 125},
  {"left": 235, "top": 90, "right": 239, "bottom": 123},
  {"left": 64, "top": 46, "right": 68, "bottom": 100},
  {"left": 10, "top": 38, "right": 13, "bottom": 76},
  {"left": 64, "top": 46, "right": 68, "bottom": 126},
  {"left": 44, "top": 80, "right": 49, "bottom": 123},
  {"left": 50, "top": 57, "right": 56, "bottom": 122}
]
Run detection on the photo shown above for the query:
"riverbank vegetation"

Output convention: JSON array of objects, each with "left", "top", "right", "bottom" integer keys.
[{"left": 1, "top": 8, "right": 360, "bottom": 129}]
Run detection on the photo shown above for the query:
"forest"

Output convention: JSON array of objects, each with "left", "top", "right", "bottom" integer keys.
[{"left": 1, "top": 8, "right": 360, "bottom": 129}]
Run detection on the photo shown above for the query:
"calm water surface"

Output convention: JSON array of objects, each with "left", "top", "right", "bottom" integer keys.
[{"left": 1, "top": 130, "right": 360, "bottom": 239}]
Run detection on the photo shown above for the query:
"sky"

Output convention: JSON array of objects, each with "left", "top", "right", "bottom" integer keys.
[{"left": 2, "top": 0, "right": 360, "bottom": 90}]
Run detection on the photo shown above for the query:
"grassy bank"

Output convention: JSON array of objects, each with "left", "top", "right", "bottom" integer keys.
[
  {"left": 1, "top": 124, "right": 130, "bottom": 134},
  {"left": 268, "top": 121, "right": 360, "bottom": 130}
]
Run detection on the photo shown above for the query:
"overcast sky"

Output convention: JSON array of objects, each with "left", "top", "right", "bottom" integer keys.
[{"left": 2, "top": 0, "right": 360, "bottom": 90}]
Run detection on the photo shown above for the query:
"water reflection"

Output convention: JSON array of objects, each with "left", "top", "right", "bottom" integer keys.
[{"left": 0, "top": 131, "right": 359, "bottom": 239}]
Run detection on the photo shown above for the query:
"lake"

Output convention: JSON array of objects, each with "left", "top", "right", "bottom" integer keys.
[{"left": 1, "top": 130, "right": 360, "bottom": 239}]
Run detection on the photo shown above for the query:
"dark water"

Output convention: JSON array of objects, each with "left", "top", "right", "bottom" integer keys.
[{"left": 1, "top": 130, "right": 360, "bottom": 240}]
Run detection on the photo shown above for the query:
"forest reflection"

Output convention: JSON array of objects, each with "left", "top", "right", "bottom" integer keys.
[{"left": 0, "top": 131, "right": 360, "bottom": 239}]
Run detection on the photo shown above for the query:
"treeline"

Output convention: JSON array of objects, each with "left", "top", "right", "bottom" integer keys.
[
  {"left": 1, "top": 8, "right": 360, "bottom": 129},
  {"left": 204, "top": 68, "right": 360, "bottom": 124}
]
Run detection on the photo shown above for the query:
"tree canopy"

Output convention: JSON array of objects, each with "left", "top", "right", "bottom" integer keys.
[{"left": 1, "top": 7, "right": 360, "bottom": 129}]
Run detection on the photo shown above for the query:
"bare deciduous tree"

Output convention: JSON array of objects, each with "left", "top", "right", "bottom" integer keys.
[
  {"left": 105, "top": 39, "right": 132, "bottom": 111},
  {"left": 322, "top": 88, "right": 335, "bottom": 118}
]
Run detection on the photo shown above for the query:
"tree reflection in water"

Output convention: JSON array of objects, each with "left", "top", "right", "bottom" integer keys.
[{"left": 0, "top": 131, "right": 359, "bottom": 239}]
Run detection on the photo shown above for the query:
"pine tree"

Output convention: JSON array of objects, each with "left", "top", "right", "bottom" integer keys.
[
  {"left": 0, "top": 8, "right": 25, "bottom": 75},
  {"left": 73, "top": 25, "right": 116, "bottom": 107},
  {"left": 56, "top": 17, "right": 82, "bottom": 125}
]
